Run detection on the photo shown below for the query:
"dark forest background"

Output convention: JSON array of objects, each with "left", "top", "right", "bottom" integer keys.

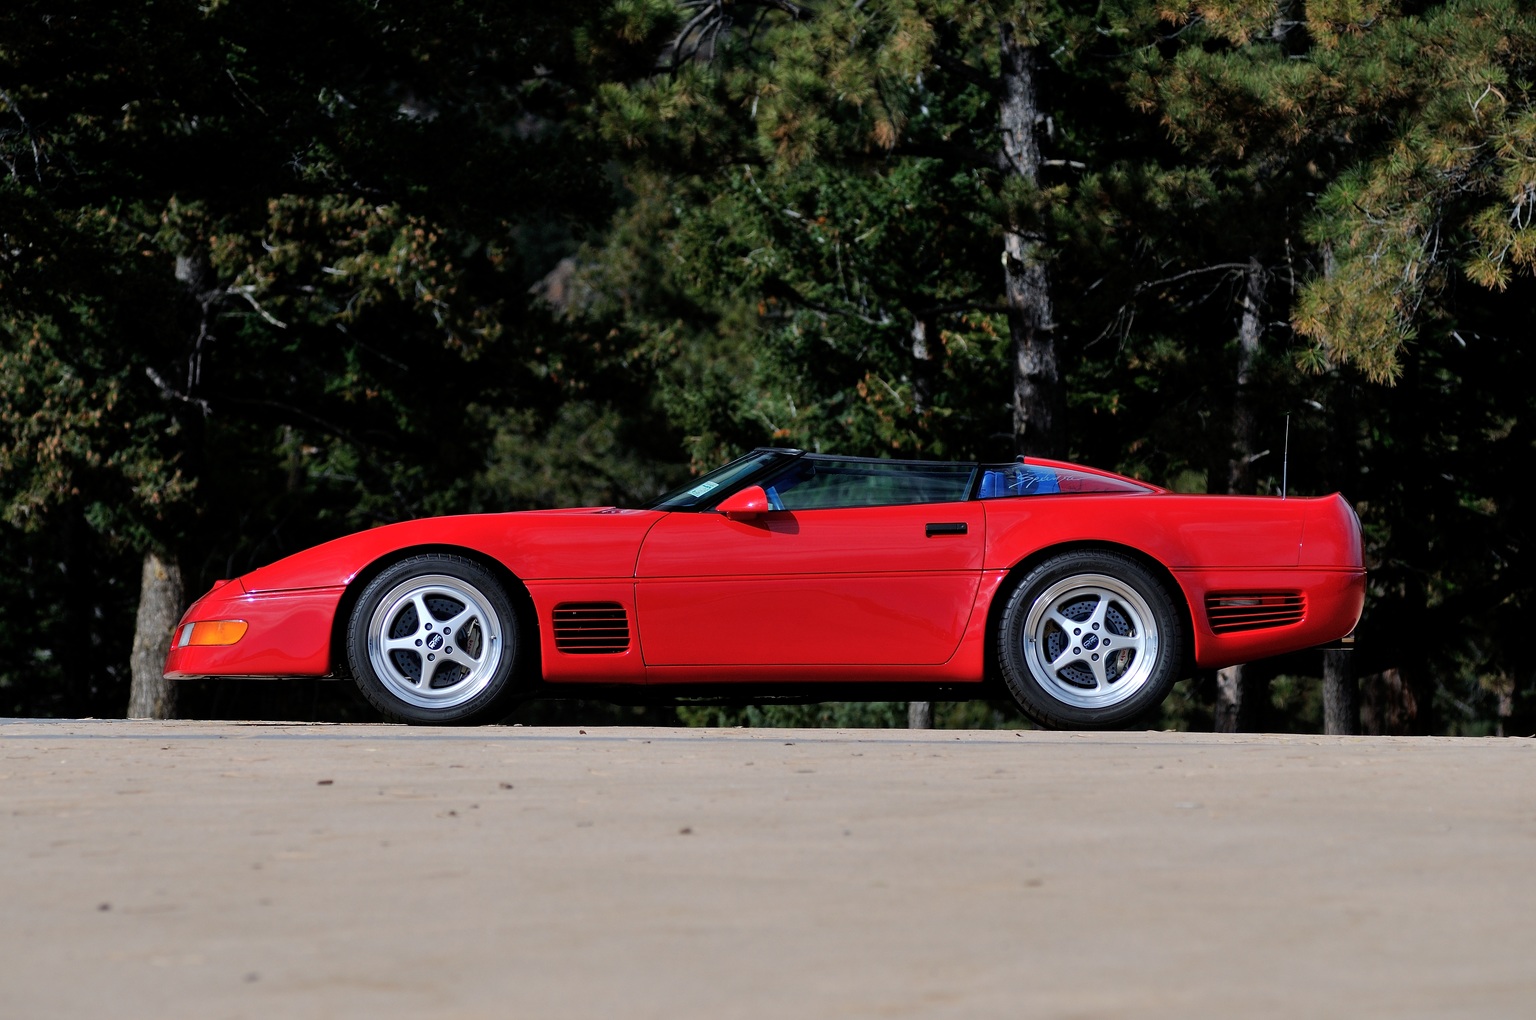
[{"left": 3, "top": 0, "right": 1533, "bottom": 733}]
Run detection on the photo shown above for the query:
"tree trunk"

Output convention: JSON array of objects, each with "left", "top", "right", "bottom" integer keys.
[
  {"left": 998, "top": 21, "right": 1061, "bottom": 458},
  {"left": 126, "top": 249, "right": 213, "bottom": 720},
  {"left": 1359, "top": 667, "right": 1416, "bottom": 735},
  {"left": 910, "top": 316, "right": 936, "bottom": 417},
  {"left": 1226, "top": 257, "right": 1266, "bottom": 494},
  {"left": 1213, "top": 665, "right": 1256, "bottom": 733},
  {"left": 907, "top": 701, "right": 933, "bottom": 729},
  {"left": 1214, "top": 258, "right": 1267, "bottom": 733},
  {"left": 127, "top": 549, "right": 184, "bottom": 719},
  {"left": 1322, "top": 648, "right": 1356, "bottom": 735}
]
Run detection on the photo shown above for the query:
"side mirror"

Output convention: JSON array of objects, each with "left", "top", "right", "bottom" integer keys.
[{"left": 716, "top": 485, "right": 771, "bottom": 518}]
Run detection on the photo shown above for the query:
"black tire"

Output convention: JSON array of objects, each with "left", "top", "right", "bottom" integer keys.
[
  {"left": 997, "top": 550, "right": 1183, "bottom": 730},
  {"left": 346, "top": 554, "right": 521, "bottom": 724}
]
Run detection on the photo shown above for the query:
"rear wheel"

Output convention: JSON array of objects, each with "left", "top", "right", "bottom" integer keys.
[
  {"left": 347, "top": 555, "right": 521, "bottom": 724},
  {"left": 997, "top": 550, "right": 1183, "bottom": 729}
]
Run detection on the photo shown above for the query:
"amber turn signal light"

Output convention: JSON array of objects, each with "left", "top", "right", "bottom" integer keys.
[{"left": 177, "top": 620, "right": 249, "bottom": 647}]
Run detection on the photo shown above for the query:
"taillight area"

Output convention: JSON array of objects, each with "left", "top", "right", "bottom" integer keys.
[{"left": 1299, "top": 494, "right": 1366, "bottom": 569}]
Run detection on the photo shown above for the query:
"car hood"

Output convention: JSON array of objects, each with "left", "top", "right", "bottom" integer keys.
[{"left": 238, "top": 507, "right": 661, "bottom": 592}]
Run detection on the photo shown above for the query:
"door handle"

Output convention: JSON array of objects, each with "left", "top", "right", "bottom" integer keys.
[{"left": 925, "top": 522, "right": 968, "bottom": 537}]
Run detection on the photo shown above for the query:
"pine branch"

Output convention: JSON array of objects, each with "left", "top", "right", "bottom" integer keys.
[
  {"left": 891, "top": 139, "right": 1005, "bottom": 172},
  {"left": 762, "top": 276, "right": 891, "bottom": 327},
  {"left": 213, "top": 392, "right": 380, "bottom": 449},
  {"left": 914, "top": 300, "right": 1011, "bottom": 317},
  {"left": 0, "top": 88, "right": 47, "bottom": 183},
  {"left": 144, "top": 367, "right": 213, "bottom": 416},
  {"left": 1134, "top": 262, "right": 1256, "bottom": 293},
  {"left": 669, "top": 0, "right": 812, "bottom": 67},
  {"left": 931, "top": 55, "right": 998, "bottom": 97},
  {"left": 755, "top": 0, "right": 811, "bottom": 18}
]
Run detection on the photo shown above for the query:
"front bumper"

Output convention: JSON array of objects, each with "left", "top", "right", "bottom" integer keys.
[{"left": 163, "top": 581, "right": 346, "bottom": 679}]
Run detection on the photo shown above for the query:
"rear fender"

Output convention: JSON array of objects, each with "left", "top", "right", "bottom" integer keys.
[{"left": 985, "top": 540, "right": 1197, "bottom": 684}]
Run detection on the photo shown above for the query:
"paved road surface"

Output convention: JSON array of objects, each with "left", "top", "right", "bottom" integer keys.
[{"left": 3, "top": 720, "right": 1534, "bottom": 1018}]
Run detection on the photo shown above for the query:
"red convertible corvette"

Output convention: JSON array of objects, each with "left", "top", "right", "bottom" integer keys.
[{"left": 164, "top": 449, "right": 1365, "bottom": 728}]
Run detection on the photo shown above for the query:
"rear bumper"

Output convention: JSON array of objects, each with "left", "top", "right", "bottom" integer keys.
[
  {"left": 163, "top": 582, "right": 345, "bottom": 679},
  {"left": 1175, "top": 568, "right": 1366, "bottom": 670}
]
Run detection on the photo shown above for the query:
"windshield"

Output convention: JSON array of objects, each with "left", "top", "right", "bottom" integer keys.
[{"left": 642, "top": 450, "right": 797, "bottom": 511}]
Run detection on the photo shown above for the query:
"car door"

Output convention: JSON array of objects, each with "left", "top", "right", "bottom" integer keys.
[{"left": 633, "top": 459, "right": 984, "bottom": 669}]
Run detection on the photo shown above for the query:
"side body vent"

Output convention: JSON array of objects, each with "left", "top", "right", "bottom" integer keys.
[
  {"left": 1205, "top": 592, "right": 1306, "bottom": 634},
  {"left": 552, "top": 602, "right": 631, "bottom": 654}
]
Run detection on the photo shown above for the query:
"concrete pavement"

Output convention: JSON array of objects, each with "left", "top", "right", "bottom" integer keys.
[{"left": 3, "top": 720, "right": 1534, "bottom": 1018}]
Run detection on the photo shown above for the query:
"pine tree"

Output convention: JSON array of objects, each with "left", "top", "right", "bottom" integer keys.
[
  {"left": 1121, "top": 0, "right": 1536, "bottom": 733},
  {"left": 1, "top": 0, "right": 673, "bottom": 717},
  {"left": 590, "top": 1, "right": 1152, "bottom": 461}
]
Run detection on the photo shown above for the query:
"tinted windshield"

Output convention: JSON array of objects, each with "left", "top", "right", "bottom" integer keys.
[{"left": 642, "top": 450, "right": 795, "bottom": 510}]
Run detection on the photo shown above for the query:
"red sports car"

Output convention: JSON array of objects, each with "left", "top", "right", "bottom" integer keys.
[{"left": 164, "top": 449, "right": 1365, "bottom": 728}]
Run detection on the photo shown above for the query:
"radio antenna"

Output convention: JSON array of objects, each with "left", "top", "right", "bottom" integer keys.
[{"left": 1281, "top": 413, "right": 1291, "bottom": 500}]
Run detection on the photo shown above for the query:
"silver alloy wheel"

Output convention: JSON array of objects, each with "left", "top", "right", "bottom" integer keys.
[
  {"left": 1020, "top": 572, "right": 1161, "bottom": 710},
  {"left": 364, "top": 573, "right": 504, "bottom": 711}
]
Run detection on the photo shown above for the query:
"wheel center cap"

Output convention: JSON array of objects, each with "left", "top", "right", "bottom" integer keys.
[
  {"left": 1081, "top": 633, "right": 1100, "bottom": 650},
  {"left": 426, "top": 633, "right": 444, "bottom": 650}
]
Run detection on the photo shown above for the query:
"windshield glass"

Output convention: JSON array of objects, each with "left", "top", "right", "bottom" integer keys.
[{"left": 642, "top": 450, "right": 796, "bottom": 511}]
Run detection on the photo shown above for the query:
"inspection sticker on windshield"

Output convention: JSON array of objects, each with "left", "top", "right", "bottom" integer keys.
[{"left": 687, "top": 480, "right": 721, "bottom": 498}]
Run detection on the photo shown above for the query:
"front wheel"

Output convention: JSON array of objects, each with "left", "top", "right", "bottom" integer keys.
[
  {"left": 347, "top": 554, "right": 522, "bottom": 724},
  {"left": 997, "top": 551, "right": 1184, "bottom": 729}
]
